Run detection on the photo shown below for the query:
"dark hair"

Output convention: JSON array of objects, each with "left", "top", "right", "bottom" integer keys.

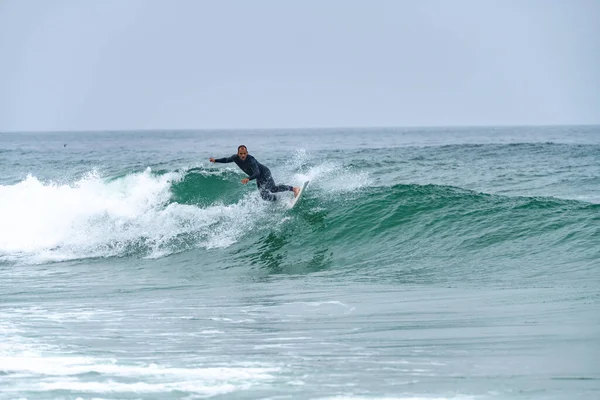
[{"left": 238, "top": 145, "right": 247, "bottom": 151}]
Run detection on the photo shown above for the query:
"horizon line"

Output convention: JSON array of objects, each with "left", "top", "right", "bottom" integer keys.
[{"left": 1, "top": 122, "right": 599, "bottom": 134}]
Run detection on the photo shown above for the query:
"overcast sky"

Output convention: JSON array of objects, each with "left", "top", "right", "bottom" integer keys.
[{"left": 1, "top": 0, "right": 598, "bottom": 131}]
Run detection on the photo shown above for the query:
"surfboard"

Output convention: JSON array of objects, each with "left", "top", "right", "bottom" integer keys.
[{"left": 290, "top": 180, "right": 309, "bottom": 208}]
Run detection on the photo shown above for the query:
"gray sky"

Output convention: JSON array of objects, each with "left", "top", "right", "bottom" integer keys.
[{"left": 1, "top": 0, "right": 599, "bottom": 131}]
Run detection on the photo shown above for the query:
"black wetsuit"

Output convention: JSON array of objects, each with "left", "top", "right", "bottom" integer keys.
[{"left": 214, "top": 154, "right": 293, "bottom": 201}]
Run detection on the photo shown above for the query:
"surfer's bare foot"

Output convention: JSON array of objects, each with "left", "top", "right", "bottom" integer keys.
[{"left": 293, "top": 187, "right": 300, "bottom": 197}]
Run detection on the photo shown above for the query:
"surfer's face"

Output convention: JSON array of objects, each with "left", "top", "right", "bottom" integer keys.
[{"left": 237, "top": 147, "right": 248, "bottom": 161}]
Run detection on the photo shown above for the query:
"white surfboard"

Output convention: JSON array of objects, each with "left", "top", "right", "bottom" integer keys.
[{"left": 290, "top": 180, "right": 309, "bottom": 208}]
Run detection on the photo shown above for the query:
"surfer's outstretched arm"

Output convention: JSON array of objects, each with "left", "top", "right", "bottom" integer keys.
[{"left": 209, "top": 155, "right": 236, "bottom": 163}]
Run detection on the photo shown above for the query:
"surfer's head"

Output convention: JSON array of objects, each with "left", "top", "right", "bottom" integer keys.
[{"left": 237, "top": 145, "right": 248, "bottom": 161}]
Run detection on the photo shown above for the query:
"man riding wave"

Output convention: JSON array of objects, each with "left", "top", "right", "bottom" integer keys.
[{"left": 210, "top": 145, "right": 300, "bottom": 201}]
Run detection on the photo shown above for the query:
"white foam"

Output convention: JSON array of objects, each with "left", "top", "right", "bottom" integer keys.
[
  {"left": 302, "top": 300, "right": 351, "bottom": 307},
  {"left": 1, "top": 356, "right": 276, "bottom": 396},
  {"left": 0, "top": 169, "right": 175, "bottom": 254},
  {"left": 0, "top": 169, "right": 278, "bottom": 264},
  {"left": 292, "top": 161, "right": 371, "bottom": 193},
  {"left": 0, "top": 313, "right": 276, "bottom": 397},
  {"left": 0, "top": 355, "right": 277, "bottom": 379},
  {"left": 273, "top": 149, "right": 372, "bottom": 194},
  {"left": 564, "top": 194, "right": 600, "bottom": 204},
  {"left": 0, "top": 346, "right": 278, "bottom": 396},
  {"left": 13, "top": 380, "right": 252, "bottom": 396},
  {"left": 284, "top": 300, "right": 355, "bottom": 314},
  {"left": 209, "top": 317, "right": 257, "bottom": 324}
]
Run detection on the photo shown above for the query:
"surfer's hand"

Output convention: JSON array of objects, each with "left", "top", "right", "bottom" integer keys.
[
  {"left": 209, "top": 158, "right": 216, "bottom": 163},
  {"left": 241, "top": 178, "right": 249, "bottom": 184}
]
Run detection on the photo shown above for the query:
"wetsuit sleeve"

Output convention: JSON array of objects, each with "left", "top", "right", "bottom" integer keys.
[
  {"left": 246, "top": 158, "right": 261, "bottom": 181},
  {"left": 214, "top": 155, "right": 236, "bottom": 163}
]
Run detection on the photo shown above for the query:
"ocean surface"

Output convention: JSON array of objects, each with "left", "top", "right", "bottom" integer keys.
[{"left": 1, "top": 126, "right": 599, "bottom": 400}]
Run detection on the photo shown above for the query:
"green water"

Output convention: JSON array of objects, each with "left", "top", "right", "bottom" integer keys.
[{"left": 1, "top": 126, "right": 599, "bottom": 399}]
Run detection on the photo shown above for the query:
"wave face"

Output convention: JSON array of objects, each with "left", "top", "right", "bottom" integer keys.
[{"left": 1, "top": 161, "right": 597, "bottom": 286}]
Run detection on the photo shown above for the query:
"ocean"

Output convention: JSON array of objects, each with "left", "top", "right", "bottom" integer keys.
[{"left": 0, "top": 126, "right": 599, "bottom": 400}]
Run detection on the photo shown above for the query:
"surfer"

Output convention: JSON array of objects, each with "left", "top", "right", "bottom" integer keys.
[{"left": 210, "top": 145, "right": 300, "bottom": 201}]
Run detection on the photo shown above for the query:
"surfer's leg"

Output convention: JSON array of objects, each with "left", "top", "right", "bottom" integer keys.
[
  {"left": 259, "top": 188, "right": 277, "bottom": 201},
  {"left": 257, "top": 178, "right": 277, "bottom": 201},
  {"left": 270, "top": 184, "right": 294, "bottom": 193},
  {"left": 270, "top": 183, "right": 299, "bottom": 198},
  {"left": 261, "top": 174, "right": 293, "bottom": 193}
]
